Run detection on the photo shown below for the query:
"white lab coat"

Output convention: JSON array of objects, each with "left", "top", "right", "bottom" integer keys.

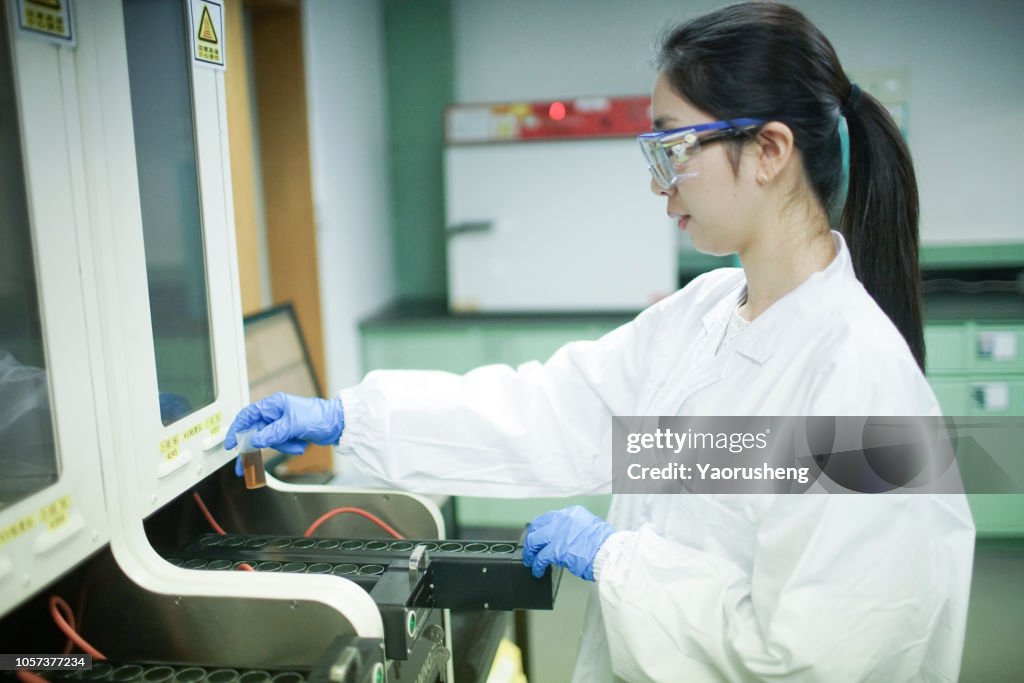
[{"left": 337, "top": 232, "right": 975, "bottom": 682}]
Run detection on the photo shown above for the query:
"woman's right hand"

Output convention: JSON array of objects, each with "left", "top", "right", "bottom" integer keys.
[{"left": 224, "top": 392, "right": 345, "bottom": 455}]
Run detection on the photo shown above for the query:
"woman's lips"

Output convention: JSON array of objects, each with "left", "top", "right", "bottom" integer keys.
[{"left": 678, "top": 215, "right": 690, "bottom": 230}]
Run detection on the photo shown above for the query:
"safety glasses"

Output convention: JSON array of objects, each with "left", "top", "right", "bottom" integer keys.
[{"left": 638, "top": 118, "right": 765, "bottom": 190}]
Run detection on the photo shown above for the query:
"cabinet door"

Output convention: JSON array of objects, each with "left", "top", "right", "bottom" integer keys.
[
  {"left": 966, "top": 378, "right": 1024, "bottom": 416},
  {"left": 362, "top": 326, "right": 488, "bottom": 373},
  {"left": 970, "top": 325, "right": 1024, "bottom": 372},
  {"left": 925, "top": 324, "right": 968, "bottom": 373},
  {"left": 0, "top": 5, "right": 108, "bottom": 614},
  {"left": 929, "top": 378, "right": 970, "bottom": 415},
  {"left": 74, "top": 0, "right": 247, "bottom": 513}
]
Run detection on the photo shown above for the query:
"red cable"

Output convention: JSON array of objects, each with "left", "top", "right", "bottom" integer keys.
[
  {"left": 192, "top": 492, "right": 227, "bottom": 535},
  {"left": 49, "top": 596, "right": 106, "bottom": 660},
  {"left": 17, "top": 671, "right": 49, "bottom": 683},
  {"left": 195, "top": 490, "right": 404, "bottom": 552},
  {"left": 304, "top": 508, "right": 404, "bottom": 539}
]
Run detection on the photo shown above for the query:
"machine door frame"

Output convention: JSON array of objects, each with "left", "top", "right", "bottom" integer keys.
[{"left": 0, "top": 0, "right": 110, "bottom": 615}]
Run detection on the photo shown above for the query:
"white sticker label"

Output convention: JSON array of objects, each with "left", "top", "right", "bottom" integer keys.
[
  {"left": 15, "top": 0, "right": 75, "bottom": 46},
  {"left": 187, "top": 0, "right": 225, "bottom": 70},
  {"left": 973, "top": 382, "right": 1010, "bottom": 412},
  {"left": 980, "top": 331, "right": 1018, "bottom": 362}
]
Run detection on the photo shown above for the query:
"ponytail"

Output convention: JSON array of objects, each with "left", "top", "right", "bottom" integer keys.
[{"left": 839, "top": 87, "right": 925, "bottom": 370}]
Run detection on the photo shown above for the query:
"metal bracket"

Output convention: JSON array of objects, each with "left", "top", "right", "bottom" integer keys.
[{"left": 409, "top": 543, "right": 430, "bottom": 590}]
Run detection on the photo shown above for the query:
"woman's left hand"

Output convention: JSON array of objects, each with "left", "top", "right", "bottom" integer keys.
[{"left": 523, "top": 506, "right": 616, "bottom": 581}]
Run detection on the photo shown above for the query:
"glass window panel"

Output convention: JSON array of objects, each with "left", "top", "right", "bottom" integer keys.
[
  {"left": 122, "top": 0, "right": 216, "bottom": 425},
  {"left": 0, "top": 10, "right": 58, "bottom": 509}
]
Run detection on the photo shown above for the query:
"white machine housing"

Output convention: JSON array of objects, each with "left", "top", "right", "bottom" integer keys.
[{"left": 2, "top": 1, "right": 451, "bottom": 678}]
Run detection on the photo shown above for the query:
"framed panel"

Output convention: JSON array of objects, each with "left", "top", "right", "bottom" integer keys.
[{"left": 0, "top": 1, "right": 109, "bottom": 614}]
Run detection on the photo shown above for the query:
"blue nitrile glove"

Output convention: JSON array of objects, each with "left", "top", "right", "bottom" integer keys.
[
  {"left": 224, "top": 392, "right": 345, "bottom": 458},
  {"left": 522, "top": 506, "right": 616, "bottom": 581}
]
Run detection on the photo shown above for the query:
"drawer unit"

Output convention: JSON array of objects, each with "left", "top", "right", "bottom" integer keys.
[{"left": 925, "top": 319, "right": 1024, "bottom": 537}]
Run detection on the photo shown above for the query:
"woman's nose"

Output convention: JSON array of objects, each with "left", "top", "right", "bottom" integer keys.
[{"left": 651, "top": 176, "right": 674, "bottom": 197}]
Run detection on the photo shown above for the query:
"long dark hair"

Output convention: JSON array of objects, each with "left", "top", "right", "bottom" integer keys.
[{"left": 657, "top": 2, "right": 925, "bottom": 369}]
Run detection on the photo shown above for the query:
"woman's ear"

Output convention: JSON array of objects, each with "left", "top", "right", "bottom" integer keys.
[{"left": 754, "top": 121, "right": 795, "bottom": 181}]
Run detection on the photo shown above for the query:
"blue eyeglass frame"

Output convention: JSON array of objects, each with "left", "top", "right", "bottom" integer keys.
[{"left": 637, "top": 118, "right": 766, "bottom": 189}]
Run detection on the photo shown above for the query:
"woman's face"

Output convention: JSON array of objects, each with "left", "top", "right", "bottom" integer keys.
[{"left": 649, "top": 72, "right": 761, "bottom": 256}]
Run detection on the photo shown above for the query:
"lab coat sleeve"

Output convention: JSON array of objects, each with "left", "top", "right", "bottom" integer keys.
[
  {"left": 595, "top": 493, "right": 974, "bottom": 682},
  {"left": 335, "top": 293, "right": 676, "bottom": 498}
]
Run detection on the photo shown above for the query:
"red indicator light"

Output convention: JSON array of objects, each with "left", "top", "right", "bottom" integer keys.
[{"left": 548, "top": 101, "right": 566, "bottom": 121}]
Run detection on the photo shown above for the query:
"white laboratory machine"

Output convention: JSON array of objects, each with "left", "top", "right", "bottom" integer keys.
[{"left": 0, "top": 2, "right": 554, "bottom": 681}]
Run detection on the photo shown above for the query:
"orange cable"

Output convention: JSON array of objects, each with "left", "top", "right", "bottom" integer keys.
[
  {"left": 192, "top": 492, "right": 227, "bottom": 535},
  {"left": 16, "top": 671, "right": 49, "bottom": 683},
  {"left": 304, "top": 508, "right": 404, "bottom": 539},
  {"left": 235, "top": 563, "right": 255, "bottom": 571},
  {"left": 49, "top": 596, "right": 105, "bottom": 660}
]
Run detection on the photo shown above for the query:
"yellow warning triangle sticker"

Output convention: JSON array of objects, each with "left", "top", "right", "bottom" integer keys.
[
  {"left": 197, "top": 5, "right": 218, "bottom": 44},
  {"left": 26, "top": 0, "right": 61, "bottom": 8}
]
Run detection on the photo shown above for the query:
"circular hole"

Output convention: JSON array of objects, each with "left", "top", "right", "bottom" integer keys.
[
  {"left": 267, "top": 538, "right": 292, "bottom": 549},
  {"left": 165, "top": 558, "right": 185, "bottom": 567},
  {"left": 357, "top": 564, "right": 385, "bottom": 576},
  {"left": 237, "top": 673, "right": 272, "bottom": 683},
  {"left": 220, "top": 537, "right": 245, "bottom": 548},
  {"left": 315, "top": 539, "right": 339, "bottom": 550},
  {"left": 244, "top": 538, "right": 269, "bottom": 549},
  {"left": 172, "top": 668, "right": 206, "bottom": 683},
  {"left": 291, "top": 538, "right": 316, "bottom": 549},
  {"left": 388, "top": 542, "right": 414, "bottom": 552},
  {"left": 109, "top": 665, "right": 144, "bottom": 682},
  {"left": 463, "top": 543, "right": 488, "bottom": 553},
  {"left": 364, "top": 541, "right": 388, "bottom": 551},
  {"left": 203, "top": 670, "right": 239, "bottom": 683},
  {"left": 306, "top": 562, "right": 332, "bottom": 574},
  {"left": 489, "top": 543, "right": 516, "bottom": 554},
  {"left": 282, "top": 562, "right": 307, "bottom": 573},
  {"left": 438, "top": 542, "right": 463, "bottom": 552},
  {"left": 339, "top": 540, "right": 364, "bottom": 551},
  {"left": 269, "top": 674, "right": 303, "bottom": 683},
  {"left": 417, "top": 542, "right": 439, "bottom": 552},
  {"left": 182, "top": 559, "right": 209, "bottom": 570},
  {"left": 256, "top": 561, "right": 282, "bottom": 572},
  {"left": 80, "top": 663, "right": 114, "bottom": 681},
  {"left": 206, "top": 559, "right": 233, "bottom": 571},
  {"left": 142, "top": 667, "right": 176, "bottom": 683},
  {"left": 332, "top": 563, "right": 358, "bottom": 576},
  {"left": 198, "top": 536, "right": 223, "bottom": 547}
]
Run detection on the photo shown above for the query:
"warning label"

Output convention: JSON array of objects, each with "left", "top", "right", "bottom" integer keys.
[
  {"left": 198, "top": 6, "right": 218, "bottom": 43},
  {"left": 189, "top": 0, "right": 226, "bottom": 70}
]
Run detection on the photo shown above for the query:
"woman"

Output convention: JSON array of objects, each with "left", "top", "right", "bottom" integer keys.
[{"left": 227, "top": 4, "right": 974, "bottom": 680}]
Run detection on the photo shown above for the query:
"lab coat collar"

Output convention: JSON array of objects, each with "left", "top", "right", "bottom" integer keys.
[{"left": 702, "top": 231, "right": 853, "bottom": 365}]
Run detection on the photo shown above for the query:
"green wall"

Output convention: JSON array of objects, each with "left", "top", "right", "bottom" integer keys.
[{"left": 383, "top": 0, "right": 454, "bottom": 302}]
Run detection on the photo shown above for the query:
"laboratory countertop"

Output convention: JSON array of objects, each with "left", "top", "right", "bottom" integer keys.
[
  {"left": 360, "top": 299, "right": 637, "bottom": 327},
  {"left": 361, "top": 290, "right": 1023, "bottom": 328}
]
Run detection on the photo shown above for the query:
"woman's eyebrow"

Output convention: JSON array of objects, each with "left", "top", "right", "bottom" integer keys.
[{"left": 652, "top": 115, "right": 677, "bottom": 131}]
